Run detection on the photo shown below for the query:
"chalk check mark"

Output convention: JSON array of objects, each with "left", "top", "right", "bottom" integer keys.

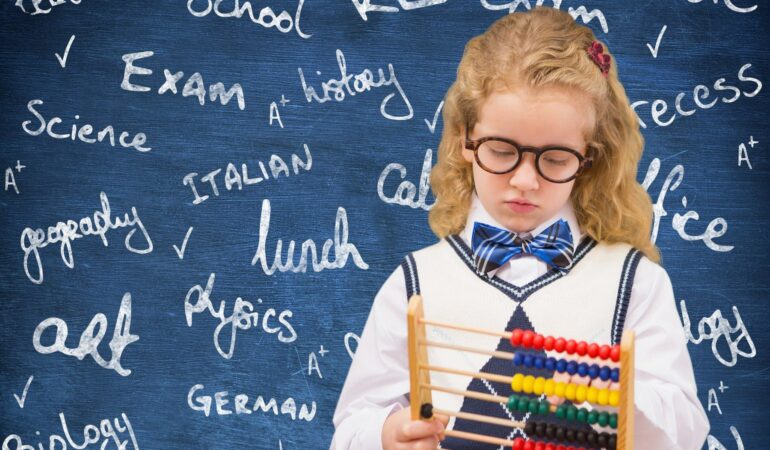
[
  {"left": 55, "top": 35, "right": 76, "bottom": 68},
  {"left": 13, "top": 375, "right": 34, "bottom": 408},
  {"left": 646, "top": 25, "right": 667, "bottom": 59},
  {"left": 424, "top": 100, "right": 444, "bottom": 134},
  {"left": 173, "top": 227, "right": 194, "bottom": 260}
]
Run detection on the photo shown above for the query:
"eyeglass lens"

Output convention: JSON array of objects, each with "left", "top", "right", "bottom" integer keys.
[{"left": 477, "top": 139, "right": 581, "bottom": 181}]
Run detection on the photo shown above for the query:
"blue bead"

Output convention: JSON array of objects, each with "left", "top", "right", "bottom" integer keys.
[
  {"left": 566, "top": 360, "right": 578, "bottom": 375},
  {"left": 545, "top": 357, "right": 556, "bottom": 371},
  {"left": 556, "top": 359, "right": 567, "bottom": 373},
  {"left": 513, "top": 352, "right": 524, "bottom": 366},
  {"left": 577, "top": 363, "right": 588, "bottom": 377},
  {"left": 523, "top": 354, "right": 534, "bottom": 368},
  {"left": 611, "top": 368, "right": 620, "bottom": 383},
  {"left": 599, "top": 367, "right": 610, "bottom": 381},
  {"left": 588, "top": 364, "right": 600, "bottom": 379},
  {"left": 534, "top": 356, "right": 545, "bottom": 369}
]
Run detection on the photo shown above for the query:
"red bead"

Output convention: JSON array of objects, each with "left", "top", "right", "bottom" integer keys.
[
  {"left": 511, "top": 329, "right": 524, "bottom": 346},
  {"left": 522, "top": 330, "right": 535, "bottom": 348},
  {"left": 524, "top": 441, "right": 535, "bottom": 450},
  {"left": 554, "top": 337, "right": 566, "bottom": 352},
  {"left": 599, "top": 345, "right": 611, "bottom": 360},
  {"left": 587, "top": 343, "right": 599, "bottom": 358},
  {"left": 534, "top": 443, "right": 545, "bottom": 450},
  {"left": 611, "top": 345, "right": 621, "bottom": 362},
  {"left": 533, "top": 334, "right": 544, "bottom": 350},
  {"left": 565, "top": 339, "right": 577, "bottom": 354},
  {"left": 545, "top": 444, "right": 555, "bottom": 450},
  {"left": 576, "top": 341, "right": 588, "bottom": 356},
  {"left": 513, "top": 437, "right": 525, "bottom": 450},
  {"left": 543, "top": 336, "right": 555, "bottom": 351}
]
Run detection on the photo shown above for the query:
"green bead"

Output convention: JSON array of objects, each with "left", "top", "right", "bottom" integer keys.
[
  {"left": 565, "top": 405, "right": 577, "bottom": 421},
  {"left": 518, "top": 398, "right": 530, "bottom": 412},
  {"left": 507, "top": 395, "right": 518, "bottom": 412},
  {"left": 538, "top": 401, "right": 549, "bottom": 415},
  {"left": 528, "top": 400, "right": 540, "bottom": 414},
  {"left": 576, "top": 408, "right": 587, "bottom": 423},
  {"left": 597, "top": 412, "right": 609, "bottom": 427},
  {"left": 587, "top": 410, "right": 598, "bottom": 424},
  {"left": 556, "top": 405, "right": 566, "bottom": 419},
  {"left": 609, "top": 413, "right": 618, "bottom": 429}
]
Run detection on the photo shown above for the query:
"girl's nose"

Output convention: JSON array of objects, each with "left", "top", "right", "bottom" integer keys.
[{"left": 508, "top": 153, "right": 540, "bottom": 191}]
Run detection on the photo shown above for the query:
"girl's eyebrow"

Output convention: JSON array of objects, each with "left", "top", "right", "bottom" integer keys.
[{"left": 474, "top": 129, "right": 583, "bottom": 150}]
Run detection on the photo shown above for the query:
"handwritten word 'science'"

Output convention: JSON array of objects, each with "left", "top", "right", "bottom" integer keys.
[
  {"left": 252, "top": 199, "right": 369, "bottom": 275},
  {"left": 20, "top": 191, "right": 153, "bottom": 284},
  {"left": 122, "top": 51, "right": 245, "bottom": 110},
  {"left": 187, "top": 0, "right": 310, "bottom": 39},
  {"left": 33, "top": 293, "right": 139, "bottom": 376},
  {"left": 184, "top": 273, "right": 297, "bottom": 359}
]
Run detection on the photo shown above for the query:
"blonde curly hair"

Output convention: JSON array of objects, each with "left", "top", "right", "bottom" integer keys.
[{"left": 428, "top": 7, "right": 661, "bottom": 264}]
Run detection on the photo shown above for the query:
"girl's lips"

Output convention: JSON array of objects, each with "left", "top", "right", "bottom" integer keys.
[{"left": 506, "top": 201, "right": 537, "bottom": 213}]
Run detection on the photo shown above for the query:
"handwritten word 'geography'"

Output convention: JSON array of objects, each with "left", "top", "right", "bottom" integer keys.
[
  {"left": 122, "top": 51, "right": 245, "bottom": 110},
  {"left": 33, "top": 293, "right": 139, "bottom": 376},
  {"left": 184, "top": 272, "right": 297, "bottom": 359},
  {"left": 22, "top": 99, "right": 150, "bottom": 152},
  {"left": 183, "top": 144, "right": 312, "bottom": 205},
  {"left": 187, "top": 0, "right": 310, "bottom": 39},
  {"left": 298, "top": 49, "right": 413, "bottom": 121},
  {"left": 252, "top": 199, "right": 369, "bottom": 275},
  {"left": 20, "top": 191, "right": 153, "bottom": 284},
  {"left": 680, "top": 299, "right": 755, "bottom": 367},
  {"left": 378, "top": 148, "right": 435, "bottom": 210},
  {"left": 188, "top": 384, "right": 316, "bottom": 421},
  {"left": 2, "top": 411, "right": 138, "bottom": 450}
]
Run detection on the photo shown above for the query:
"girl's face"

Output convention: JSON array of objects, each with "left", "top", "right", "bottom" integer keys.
[{"left": 463, "top": 87, "right": 595, "bottom": 234}]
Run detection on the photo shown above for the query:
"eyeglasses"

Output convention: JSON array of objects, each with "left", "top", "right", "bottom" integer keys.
[{"left": 464, "top": 132, "right": 594, "bottom": 183}]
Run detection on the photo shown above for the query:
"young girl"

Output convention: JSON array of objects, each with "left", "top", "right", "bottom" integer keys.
[{"left": 331, "top": 7, "right": 709, "bottom": 450}]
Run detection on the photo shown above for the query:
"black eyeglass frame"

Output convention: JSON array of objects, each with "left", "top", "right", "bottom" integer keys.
[{"left": 464, "top": 132, "right": 594, "bottom": 183}]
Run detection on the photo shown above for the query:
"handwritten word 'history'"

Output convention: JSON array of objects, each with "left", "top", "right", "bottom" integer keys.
[
  {"left": 184, "top": 273, "right": 297, "bottom": 359},
  {"left": 183, "top": 144, "right": 312, "bottom": 205},
  {"left": 187, "top": 0, "right": 310, "bottom": 39},
  {"left": 2, "top": 411, "right": 138, "bottom": 450},
  {"left": 298, "top": 49, "right": 413, "bottom": 121},
  {"left": 20, "top": 192, "right": 153, "bottom": 284}
]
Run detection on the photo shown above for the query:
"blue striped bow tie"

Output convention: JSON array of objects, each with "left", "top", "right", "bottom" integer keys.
[{"left": 471, "top": 219, "right": 575, "bottom": 275}]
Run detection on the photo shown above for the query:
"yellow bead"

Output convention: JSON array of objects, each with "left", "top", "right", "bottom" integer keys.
[
  {"left": 554, "top": 382, "right": 566, "bottom": 398},
  {"left": 586, "top": 387, "right": 599, "bottom": 404},
  {"left": 575, "top": 384, "right": 588, "bottom": 403},
  {"left": 609, "top": 390, "right": 620, "bottom": 407},
  {"left": 597, "top": 388, "right": 610, "bottom": 406},
  {"left": 544, "top": 379, "right": 555, "bottom": 396},
  {"left": 564, "top": 383, "right": 577, "bottom": 401},
  {"left": 533, "top": 377, "right": 545, "bottom": 395},
  {"left": 511, "top": 374, "right": 524, "bottom": 392},
  {"left": 523, "top": 375, "right": 535, "bottom": 394}
]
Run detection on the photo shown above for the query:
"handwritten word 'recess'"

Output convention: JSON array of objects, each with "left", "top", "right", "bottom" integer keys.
[
  {"left": 252, "top": 199, "right": 369, "bottom": 275},
  {"left": 33, "top": 293, "right": 139, "bottom": 376},
  {"left": 187, "top": 0, "right": 310, "bottom": 39},
  {"left": 680, "top": 299, "right": 756, "bottom": 367},
  {"left": 183, "top": 144, "right": 312, "bottom": 205},
  {"left": 122, "top": 51, "right": 245, "bottom": 110},
  {"left": 185, "top": 273, "right": 297, "bottom": 359},
  {"left": 20, "top": 191, "right": 153, "bottom": 284},
  {"left": 22, "top": 99, "right": 150, "bottom": 152},
  {"left": 298, "top": 49, "right": 413, "bottom": 121},
  {"left": 2, "top": 411, "right": 138, "bottom": 450},
  {"left": 189, "top": 384, "right": 316, "bottom": 421}
]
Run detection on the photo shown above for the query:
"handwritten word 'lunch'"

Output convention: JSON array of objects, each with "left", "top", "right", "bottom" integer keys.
[
  {"left": 187, "top": 0, "right": 310, "bottom": 39},
  {"left": 298, "top": 49, "right": 413, "bottom": 121},
  {"left": 188, "top": 384, "right": 316, "bottom": 421},
  {"left": 184, "top": 273, "right": 297, "bottom": 359},
  {"left": 183, "top": 144, "right": 312, "bottom": 205},
  {"left": 122, "top": 51, "right": 245, "bottom": 110},
  {"left": 2, "top": 411, "right": 138, "bottom": 450},
  {"left": 680, "top": 299, "right": 756, "bottom": 367},
  {"left": 22, "top": 99, "right": 150, "bottom": 152},
  {"left": 33, "top": 293, "right": 139, "bottom": 376},
  {"left": 251, "top": 199, "right": 369, "bottom": 275},
  {"left": 378, "top": 148, "right": 435, "bottom": 211},
  {"left": 20, "top": 191, "right": 153, "bottom": 284}
]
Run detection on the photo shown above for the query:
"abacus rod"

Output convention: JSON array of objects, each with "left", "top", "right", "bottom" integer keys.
[
  {"left": 433, "top": 407, "right": 524, "bottom": 429},
  {"left": 420, "top": 318, "right": 510, "bottom": 339},
  {"left": 441, "top": 429, "right": 516, "bottom": 447},
  {"left": 421, "top": 364, "right": 511, "bottom": 384},
  {"left": 421, "top": 339, "right": 515, "bottom": 359},
  {"left": 422, "top": 383, "right": 558, "bottom": 414}
]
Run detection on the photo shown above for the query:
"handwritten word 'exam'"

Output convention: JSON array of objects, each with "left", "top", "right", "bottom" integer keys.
[
  {"left": 2, "top": 411, "right": 138, "bottom": 450},
  {"left": 122, "top": 51, "right": 245, "bottom": 110},
  {"left": 183, "top": 144, "right": 312, "bottom": 205}
]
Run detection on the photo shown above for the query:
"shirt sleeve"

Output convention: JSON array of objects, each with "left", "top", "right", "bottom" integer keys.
[
  {"left": 624, "top": 256, "right": 710, "bottom": 450},
  {"left": 330, "top": 265, "right": 412, "bottom": 450}
]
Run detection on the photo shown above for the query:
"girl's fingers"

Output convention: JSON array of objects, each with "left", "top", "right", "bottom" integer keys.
[{"left": 397, "top": 418, "right": 445, "bottom": 443}]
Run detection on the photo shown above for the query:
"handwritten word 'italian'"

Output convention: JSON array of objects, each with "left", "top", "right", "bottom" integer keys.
[
  {"left": 2, "top": 411, "right": 138, "bottom": 450},
  {"left": 187, "top": 0, "right": 310, "bottom": 39},
  {"left": 680, "top": 299, "right": 755, "bottom": 367},
  {"left": 188, "top": 384, "right": 316, "bottom": 421},
  {"left": 20, "top": 191, "right": 153, "bottom": 284},
  {"left": 33, "top": 293, "right": 139, "bottom": 376},
  {"left": 378, "top": 148, "right": 435, "bottom": 210}
]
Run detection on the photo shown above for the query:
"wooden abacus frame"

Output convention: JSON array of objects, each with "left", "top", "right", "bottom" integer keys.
[{"left": 407, "top": 294, "right": 635, "bottom": 450}]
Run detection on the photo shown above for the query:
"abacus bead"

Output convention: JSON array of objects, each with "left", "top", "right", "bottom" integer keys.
[
  {"left": 575, "top": 385, "right": 587, "bottom": 403},
  {"left": 576, "top": 431, "right": 586, "bottom": 444},
  {"left": 564, "top": 383, "right": 577, "bottom": 401},
  {"left": 538, "top": 401, "right": 549, "bottom": 415},
  {"left": 523, "top": 354, "right": 534, "bottom": 367},
  {"left": 597, "top": 434, "right": 608, "bottom": 448},
  {"left": 511, "top": 329, "right": 524, "bottom": 346},
  {"left": 556, "top": 405, "right": 567, "bottom": 419},
  {"left": 611, "top": 368, "right": 620, "bottom": 383},
  {"left": 519, "top": 397, "right": 530, "bottom": 412},
  {"left": 534, "top": 377, "right": 546, "bottom": 395},
  {"left": 565, "top": 405, "right": 577, "bottom": 421},
  {"left": 524, "top": 420, "right": 536, "bottom": 435},
  {"left": 545, "top": 444, "right": 555, "bottom": 450},
  {"left": 609, "top": 389, "right": 620, "bottom": 407},
  {"left": 545, "top": 357, "right": 556, "bottom": 371},
  {"left": 529, "top": 400, "right": 540, "bottom": 414},
  {"left": 565, "top": 429, "right": 575, "bottom": 442},
  {"left": 508, "top": 395, "right": 519, "bottom": 411},
  {"left": 533, "top": 334, "right": 545, "bottom": 350},
  {"left": 577, "top": 363, "right": 588, "bottom": 377},
  {"left": 599, "top": 366, "right": 610, "bottom": 381},
  {"left": 546, "top": 424, "right": 556, "bottom": 439},
  {"left": 565, "top": 339, "right": 577, "bottom": 354},
  {"left": 513, "top": 437, "right": 525, "bottom": 450},
  {"left": 587, "top": 431, "right": 597, "bottom": 446},
  {"left": 544, "top": 336, "right": 555, "bottom": 351},
  {"left": 609, "top": 413, "right": 618, "bottom": 428},
  {"left": 597, "top": 389, "right": 610, "bottom": 406},
  {"left": 534, "top": 356, "right": 545, "bottom": 369},
  {"left": 608, "top": 433, "right": 618, "bottom": 449},
  {"left": 586, "top": 387, "right": 599, "bottom": 404},
  {"left": 576, "top": 341, "right": 588, "bottom": 356},
  {"left": 522, "top": 330, "right": 535, "bottom": 347},
  {"left": 599, "top": 345, "right": 611, "bottom": 359},
  {"left": 524, "top": 441, "right": 535, "bottom": 450},
  {"left": 554, "top": 382, "right": 566, "bottom": 398},
  {"left": 587, "top": 343, "right": 600, "bottom": 357},
  {"left": 513, "top": 352, "right": 525, "bottom": 366},
  {"left": 588, "top": 364, "right": 599, "bottom": 379},
  {"left": 610, "top": 345, "right": 621, "bottom": 362},
  {"left": 555, "top": 426, "right": 565, "bottom": 441},
  {"left": 523, "top": 375, "right": 536, "bottom": 394},
  {"left": 556, "top": 359, "right": 567, "bottom": 373},
  {"left": 534, "top": 443, "right": 545, "bottom": 450},
  {"left": 587, "top": 410, "right": 598, "bottom": 424},
  {"left": 536, "top": 423, "right": 546, "bottom": 437},
  {"left": 554, "top": 337, "right": 566, "bottom": 352},
  {"left": 597, "top": 411, "right": 609, "bottom": 427},
  {"left": 566, "top": 360, "right": 578, "bottom": 375},
  {"left": 544, "top": 379, "right": 555, "bottom": 396},
  {"left": 576, "top": 408, "right": 587, "bottom": 423}
]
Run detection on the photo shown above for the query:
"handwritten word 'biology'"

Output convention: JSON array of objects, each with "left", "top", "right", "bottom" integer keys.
[
  {"left": 680, "top": 299, "right": 755, "bottom": 367},
  {"left": 2, "top": 411, "right": 138, "bottom": 450}
]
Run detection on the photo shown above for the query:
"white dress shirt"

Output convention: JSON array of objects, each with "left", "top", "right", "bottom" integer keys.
[{"left": 331, "top": 193, "right": 710, "bottom": 450}]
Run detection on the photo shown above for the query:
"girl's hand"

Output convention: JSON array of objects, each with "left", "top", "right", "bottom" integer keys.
[
  {"left": 546, "top": 355, "right": 620, "bottom": 407},
  {"left": 382, "top": 407, "right": 449, "bottom": 450}
]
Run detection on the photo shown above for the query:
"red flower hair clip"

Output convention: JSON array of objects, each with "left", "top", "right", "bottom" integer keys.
[{"left": 586, "top": 40, "right": 611, "bottom": 76}]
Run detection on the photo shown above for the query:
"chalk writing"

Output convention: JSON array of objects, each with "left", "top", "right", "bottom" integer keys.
[
  {"left": 14, "top": 0, "right": 83, "bottom": 15},
  {"left": 4, "top": 160, "right": 25, "bottom": 194},
  {"left": 344, "top": 332, "right": 360, "bottom": 359},
  {"left": 184, "top": 273, "right": 297, "bottom": 359},
  {"left": 187, "top": 0, "right": 310, "bottom": 39},
  {"left": 251, "top": 199, "right": 369, "bottom": 275},
  {"left": 688, "top": 0, "right": 757, "bottom": 13},
  {"left": 188, "top": 384, "right": 316, "bottom": 421},
  {"left": 351, "top": 0, "right": 447, "bottom": 21},
  {"left": 480, "top": 1, "right": 609, "bottom": 33},
  {"left": 377, "top": 148, "right": 435, "bottom": 210},
  {"left": 32, "top": 293, "right": 139, "bottom": 376},
  {"left": 2, "top": 411, "right": 138, "bottom": 450},
  {"left": 680, "top": 299, "right": 756, "bottom": 367},
  {"left": 707, "top": 426, "right": 744, "bottom": 450},
  {"left": 298, "top": 49, "right": 413, "bottom": 121},
  {"left": 20, "top": 191, "right": 153, "bottom": 284}
]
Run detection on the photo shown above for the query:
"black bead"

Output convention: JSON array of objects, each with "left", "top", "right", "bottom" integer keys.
[
  {"left": 576, "top": 430, "right": 586, "bottom": 444},
  {"left": 535, "top": 423, "right": 546, "bottom": 437},
  {"left": 555, "top": 426, "right": 565, "bottom": 441},
  {"left": 545, "top": 424, "right": 556, "bottom": 439},
  {"left": 586, "top": 431, "right": 597, "bottom": 446},
  {"left": 597, "top": 433, "right": 608, "bottom": 448},
  {"left": 419, "top": 403, "right": 433, "bottom": 419},
  {"left": 608, "top": 433, "right": 618, "bottom": 450},
  {"left": 565, "top": 429, "right": 575, "bottom": 443},
  {"left": 524, "top": 421, "right": 536, "bottom": 435}
]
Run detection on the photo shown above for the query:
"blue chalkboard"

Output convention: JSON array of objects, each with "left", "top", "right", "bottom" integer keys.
[{"left": 1, "top": 1, "right": 768, "bottom": 449}]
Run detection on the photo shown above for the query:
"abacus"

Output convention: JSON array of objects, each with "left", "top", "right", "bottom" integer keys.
[{"left": 407, "top": 295, "right": 634, "bottom": 450}]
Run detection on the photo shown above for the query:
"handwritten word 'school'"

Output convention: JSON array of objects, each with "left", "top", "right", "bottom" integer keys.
[
  {"left": 2, "top": 411, "right": 138, "bottom": 450},
  {"left": 631, "top": 63, "right": 761, "bottom": 129},
  {"left": 122, "top": 51, "right": 245, "bottom": 110},
  {"left": 187, "top": 0, "right": 310, "bottom": 39},
  {"left": 298, "top": 49, "right": 413, "bottom": 121},
  {"left": 20, "top": 191, "right": 153, "bottom": 284},
  {"left": 188, "top": 384, "right": 316, "bottom": 421},
  {"left": 642, "top": 158, "right": 732, "bottom": 252},
  {"left": 183, "top": 144, "right": 312, "bottom": 205},
  {"left": 184, "top": 272, "right": 297, "bottom": 359},
  {"left": 480, "top": 1, "right": 609, "bottom": 33},
  {"left": 252, "top": 199, "right": 369, "bottom": 275},
  {"left": 378, "top": 148, "right": 435, "bottom": 210},
  {"left": 22, "top": 99, "right": 150, "bottom": 152},
  {"left": 32, "top": 293, "right": 139, "bottom": 376},
  {"left": 680, "top": 299, "right": 756, "bottom": 368}
]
